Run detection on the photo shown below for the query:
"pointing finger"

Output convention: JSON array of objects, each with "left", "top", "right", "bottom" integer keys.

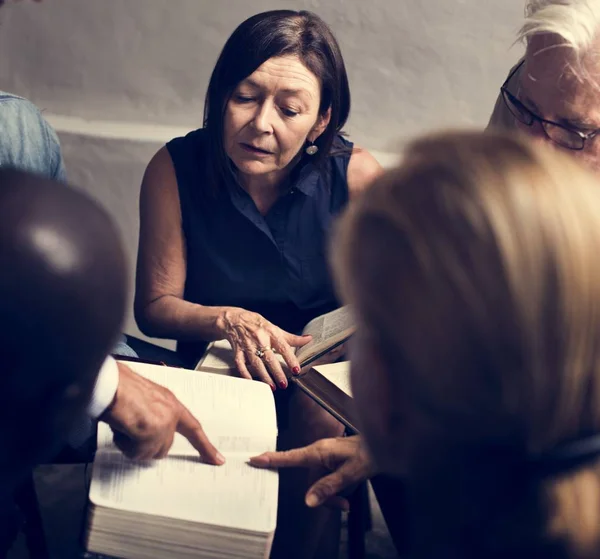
[{"left": 176, "top": 404, "right": 225, "bottom": 465}]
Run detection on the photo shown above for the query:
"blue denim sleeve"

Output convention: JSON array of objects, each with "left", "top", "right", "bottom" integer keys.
[
  {"left": 0, "top": 93, "right": 67, "bottom": 181},
  {"left": 111, "top": 336, "right": 138, "bottom": 358},
  {"left": 42, "top": 117, "right": 67, "bottom": 182}
]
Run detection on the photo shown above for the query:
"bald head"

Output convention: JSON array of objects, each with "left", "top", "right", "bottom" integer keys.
[{"left": 0, "top": 169, "right": 127, "bottom": 482}]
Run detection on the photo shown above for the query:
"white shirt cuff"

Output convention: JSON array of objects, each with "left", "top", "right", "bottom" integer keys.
[{"left": 87, "top": 356, "right": 119, "bottom": 418}]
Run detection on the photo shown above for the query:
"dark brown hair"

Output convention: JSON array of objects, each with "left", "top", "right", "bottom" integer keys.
[{"left": 203, "top": 10, "right": 351, "bottom": 192}]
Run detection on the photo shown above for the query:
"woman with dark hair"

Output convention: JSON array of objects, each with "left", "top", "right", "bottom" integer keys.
[
  {"left": 135, "top": 9, "right": 380, "bottom": 381},
  {"left": 134, "top": 10, "right": 381, "bottom": 557}
]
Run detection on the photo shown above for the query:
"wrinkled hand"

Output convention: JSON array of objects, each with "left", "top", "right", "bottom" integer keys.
[
  {"left": 250, "top": 436, "right": 373, "bottom": 510},
  {"left": 217, "top": 308, "right": 311, "bottom": 390},
  {"left": 101, "top": 363, "right": 225, "bottom": 464}
]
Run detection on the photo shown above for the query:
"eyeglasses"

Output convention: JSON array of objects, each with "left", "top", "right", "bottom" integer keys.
[{"left": 500, "top": 60, "right": 600, "bottom": 151}]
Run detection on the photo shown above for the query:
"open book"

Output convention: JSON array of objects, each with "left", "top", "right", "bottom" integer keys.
[
  {"left": 310, "top": 361, "right": 353, "bottom": 397},
  {"left": 196, "top": 306, "right": 354, "bottom": 374},
  {"left": 85, "top": 362, "right": 278, "bottom": 559},
  {"left": 292, "top": 361, "right": 359, "bottom": 434}
]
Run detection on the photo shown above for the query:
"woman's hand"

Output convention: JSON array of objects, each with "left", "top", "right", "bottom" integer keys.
[
  {"left": 250, "top": 436, "right": 374, "bottom": 510},
  {"left": 216, "top": 308, "right": 312, "bottom": 390}
]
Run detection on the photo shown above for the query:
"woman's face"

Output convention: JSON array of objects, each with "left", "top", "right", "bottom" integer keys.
[{"left": 223, "top": 55, "right": 329, "bottom": 182}]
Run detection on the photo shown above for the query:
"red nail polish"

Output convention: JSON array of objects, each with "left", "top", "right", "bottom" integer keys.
[
  {"left": 292, "top": 366, "right": 300, "bottom": 375},
  {"left": 279, "top": 380, "right": 288, "bottom": 389},
  {"left": 270, "top": 383, "right": 276, "bottom": 392}
]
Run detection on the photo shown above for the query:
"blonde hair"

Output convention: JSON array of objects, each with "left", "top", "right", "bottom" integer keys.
[{"left": 333, "top": 131, "right": 600, "bottom": 558}]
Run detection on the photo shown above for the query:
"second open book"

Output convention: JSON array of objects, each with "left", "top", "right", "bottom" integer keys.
[{"left": 293, "top": 361, "right": 358, "bottom": 433}]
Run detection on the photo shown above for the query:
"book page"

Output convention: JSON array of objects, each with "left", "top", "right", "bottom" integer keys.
[
  {"left": 195, "top": 339, "right": 236, "bottom": 373},
  {"left": 99, "top": 363, "right": 277, "bottom": 456},
  {"left": 312, "top": 361, "right": 352, "bottom": 397},
  {"left": 296, "top": 306, "right": 355, "bottom": 364},
  {"left": 89, "top": 451, "right": 278, "bottom": 533}
]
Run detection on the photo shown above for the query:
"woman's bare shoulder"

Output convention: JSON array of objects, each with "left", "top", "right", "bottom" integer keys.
[{"left": 347, "top": 146, "right": 385, "bottom": 198}]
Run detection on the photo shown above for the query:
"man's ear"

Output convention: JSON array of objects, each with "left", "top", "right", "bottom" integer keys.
[{"left": 308, "top": 108, "right": 332, "bottom": 143}]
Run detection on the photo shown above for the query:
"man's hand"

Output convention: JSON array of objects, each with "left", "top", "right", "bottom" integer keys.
[
  {"left": 250, "top": 436, "right": 373, "bottom": 510},
  {"left": 101, "top": 363, "right": 225, "bottom": 464}
]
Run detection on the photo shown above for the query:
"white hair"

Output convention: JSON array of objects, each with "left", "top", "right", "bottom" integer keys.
[
  {"left": 518, "top": 0, "right": 600, "bottom": 53},
  {"left": 518, "top": 0, "right": 600, "bottom": 85}
]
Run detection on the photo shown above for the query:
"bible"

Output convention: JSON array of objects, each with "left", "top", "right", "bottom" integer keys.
[
  {"left": 291, "top": 361, "right": 359, "bottom": 434},
  {"left": 85, "top": 362, "right": 279, "bottom": 559},
  {"left": 195, "top": 305, "right": 354, "bottom": 374}
]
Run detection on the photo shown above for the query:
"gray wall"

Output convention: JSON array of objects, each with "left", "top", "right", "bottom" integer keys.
[{"left": 0, "top": 0, "right": 525, "bottom": 346}]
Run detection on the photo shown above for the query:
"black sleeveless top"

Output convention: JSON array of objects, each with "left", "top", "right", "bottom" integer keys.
[{"left": 166, "top": 128, "right": 353, "bottom": 363}]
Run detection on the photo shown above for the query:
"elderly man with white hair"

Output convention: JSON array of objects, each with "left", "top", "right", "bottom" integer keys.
[{"left": 488, "top": 0, "right": 600, "bottom": 173}]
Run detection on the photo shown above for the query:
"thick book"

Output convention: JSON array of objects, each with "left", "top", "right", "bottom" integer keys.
[
  {"left": 85, "top": 362, "right": 279, "bottom": 559},
  {"left": 195, "top": 306, "right": 355, "bottom": 374}
]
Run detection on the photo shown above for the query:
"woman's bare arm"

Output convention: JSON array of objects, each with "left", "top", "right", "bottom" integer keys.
[{"left": 134, "top": 146, "right": 227, "bottom": 341}]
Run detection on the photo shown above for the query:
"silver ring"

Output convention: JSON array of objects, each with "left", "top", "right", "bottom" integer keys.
[{"left": 255, "top": 347, "right": 274, "bottom": 359}]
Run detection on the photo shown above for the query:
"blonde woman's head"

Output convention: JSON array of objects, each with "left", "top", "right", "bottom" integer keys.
[{"left": 333, "top": 131, "right": 600, "bottom": 559}]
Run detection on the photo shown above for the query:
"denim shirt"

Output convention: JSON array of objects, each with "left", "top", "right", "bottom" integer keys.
[{"left": 0, "top": 91, "right": 66, "bottom": 181}]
